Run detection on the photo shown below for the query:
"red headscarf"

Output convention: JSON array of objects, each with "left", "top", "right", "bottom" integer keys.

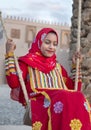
[{"left": 19, "top": 28, "right": 58, "bottom": 73}]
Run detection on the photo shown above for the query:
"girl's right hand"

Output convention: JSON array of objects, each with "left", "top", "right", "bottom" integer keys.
[{"left": 6, "top": 39, "right": 16, "bottom": 54}]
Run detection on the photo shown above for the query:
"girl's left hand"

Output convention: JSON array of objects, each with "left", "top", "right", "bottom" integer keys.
[{"left": 72, "top": 51, "right": 83, "bottom": 64}]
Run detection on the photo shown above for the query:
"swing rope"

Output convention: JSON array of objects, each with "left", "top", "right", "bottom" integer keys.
[
  {"left": 0, "top": 11, "right": 30, "bottom": 107},
  {"left": 74, "top": 0, "right": 82, "bottom": 91}
]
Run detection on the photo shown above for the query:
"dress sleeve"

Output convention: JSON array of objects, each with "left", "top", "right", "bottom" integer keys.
[
  {"left": 61, "top": 64, "right": 82, "bottom": 91},
  {"left": 5, "top": 52, "right": 28, "bottom": 89}
]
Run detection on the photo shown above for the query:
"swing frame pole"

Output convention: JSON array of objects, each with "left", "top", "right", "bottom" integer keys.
[{"left": 74, "top": 0, "right": 82, "bottom": 91}]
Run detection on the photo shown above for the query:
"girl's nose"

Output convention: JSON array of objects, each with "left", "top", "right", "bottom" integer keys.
[{"left": 49, "top": 43, "right": 54, "bottom": 48}]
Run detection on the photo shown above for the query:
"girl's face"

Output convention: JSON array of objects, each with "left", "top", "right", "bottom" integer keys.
[{"left": 40, "top": 33, "right": 58, "bottom": 57}]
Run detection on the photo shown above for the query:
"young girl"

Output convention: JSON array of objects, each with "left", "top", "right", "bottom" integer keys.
[{"left": 5, "top": 28, "right": 91, "bottom": 130}]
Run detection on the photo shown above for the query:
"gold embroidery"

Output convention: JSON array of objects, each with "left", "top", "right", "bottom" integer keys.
[
  {"left": 70, "top": 119, "right": 82, "bottom": 130},
  {"left": 29, "top": 57, "right": 33, "bottom": 61},
  {"left": 32, "top": 121, "right": 42, "bottom": 130},
  {"left": 5, "top": 70, "right": 10, "bottom": 76},
  {"left": 31, "top": 98, "right": 36, "bottom": 101},
  {"left": 63, "top": 77, "right": 67, "bottom": 83},
  {"left": 36, "top": 52, "right": 41, "bottom": 56},
  {"left": 72, "top": 63, "right": 76, "bottom": 69},
  {"left": 5, "top": 52, "right": 14, "bottom": 58}
]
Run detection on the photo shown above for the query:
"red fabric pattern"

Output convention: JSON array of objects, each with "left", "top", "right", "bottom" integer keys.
[{"left": 31, "top": 89, "right": 91, "bottom": 130}]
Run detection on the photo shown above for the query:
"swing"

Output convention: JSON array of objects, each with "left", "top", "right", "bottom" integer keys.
[{"left": 1, "top": 0, "right": 91, "bottom": 129}]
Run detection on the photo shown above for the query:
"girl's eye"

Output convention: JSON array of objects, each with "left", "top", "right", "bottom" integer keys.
[
  {"left": 44, "top": 39, "right": 58, "bottom": 46},
  {"left": 53, "top": 43, "right": 58, "bottom": 46},
  {"left": 45, "top": 40, "right": 50, "bottom": 44}
]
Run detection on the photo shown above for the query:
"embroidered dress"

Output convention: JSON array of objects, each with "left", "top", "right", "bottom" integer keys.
[
  {"left": 5, "top": 55, "right": 91, "bottom": 129},
  {"left": 28, "top": 65, "right": 91, "bottom": 130}
]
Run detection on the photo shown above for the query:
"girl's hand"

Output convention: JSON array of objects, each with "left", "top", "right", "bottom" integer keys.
[
  {"left": 72, "top": 51, "right": 83, "bottom": 64},
  {"left": 6, "top": 39, "right": 16, "bottom": 54}
]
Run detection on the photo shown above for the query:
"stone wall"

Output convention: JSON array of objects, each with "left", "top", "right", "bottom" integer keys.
[{"left": 70, "top": 0, "right": 91, "bottom": 103}]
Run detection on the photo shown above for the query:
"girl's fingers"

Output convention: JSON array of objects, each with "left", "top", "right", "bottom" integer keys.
[
  {"left": 6, "top": 39, "right": 16, "bottom": 53},
  {"left": 72, "top": 51, "right": 82, "bottom": 64}
]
